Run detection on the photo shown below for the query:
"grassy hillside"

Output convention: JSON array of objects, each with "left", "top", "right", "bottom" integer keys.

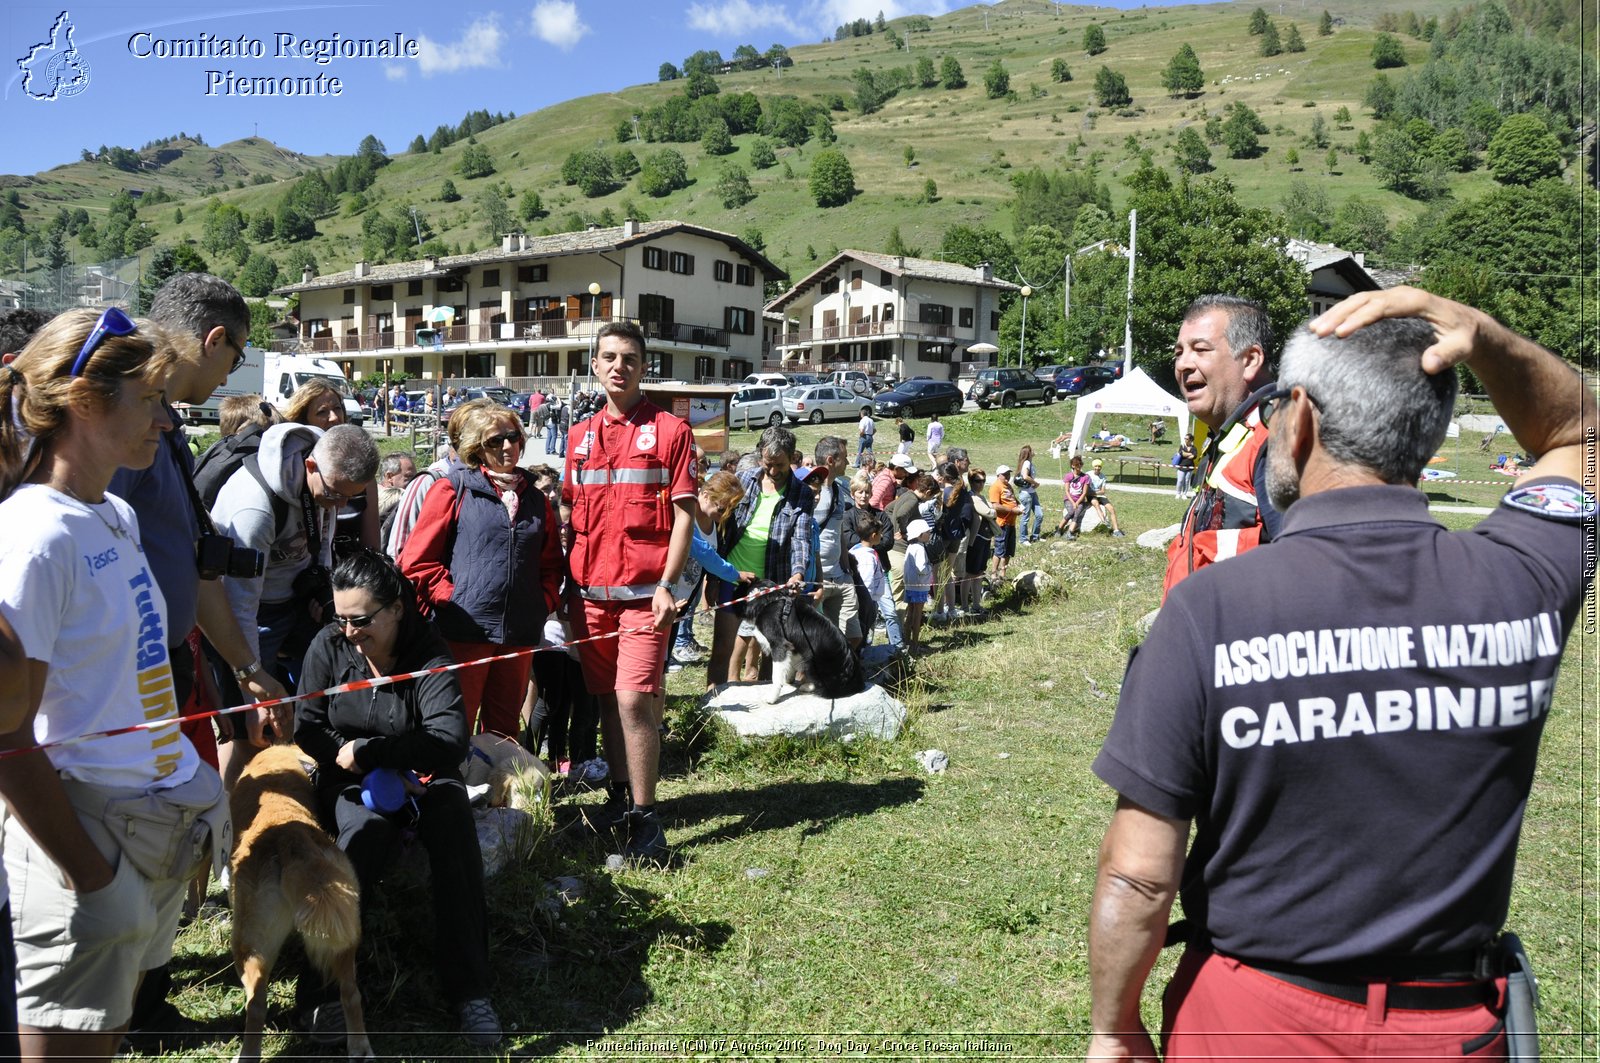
[{"left": 2, "top": 0, "right": 1553, "bottom": 287}]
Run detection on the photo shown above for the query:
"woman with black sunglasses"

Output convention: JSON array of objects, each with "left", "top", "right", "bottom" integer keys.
[
  {"left": 399, "top": 398, "right": 563, "bottom": 740},
  {"left": 293, "top": 548, "right": 500, "bottom": 1046}
]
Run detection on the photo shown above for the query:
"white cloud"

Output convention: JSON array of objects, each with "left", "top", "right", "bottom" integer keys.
[
  {"left": 687, "top": 0, "right": 804, "bottom": 36},
  {"left": 384, "top": 64, "right": 408, "bottom": 80},
  {"left": 530, "top": 0, "right": 591, "bottom": 50},
  {"left": 806, "top": 0, "right": 950, "bottom": 31},
  {"left": 416, "top": 15, "right": 505, "bottom": 76}
]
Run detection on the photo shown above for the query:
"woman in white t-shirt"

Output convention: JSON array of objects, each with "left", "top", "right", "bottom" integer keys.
[{"left": 0, "top": 307, "right": 221, "bottom": 1060}]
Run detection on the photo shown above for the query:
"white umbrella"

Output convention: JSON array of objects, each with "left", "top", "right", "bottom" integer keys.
[{"left": 427, "top": 306, "right": 456, "bottom": 325}]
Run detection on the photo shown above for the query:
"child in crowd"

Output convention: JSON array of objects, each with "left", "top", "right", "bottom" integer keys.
[
  {"left": 528, "top": 613, "right": 604, "bottom": 784},
  {"left": 902, "top": 518, "right": 933, "bottom": 653},
  {"left": 848, "top": 511, "right": 906, "bottom": 656}
]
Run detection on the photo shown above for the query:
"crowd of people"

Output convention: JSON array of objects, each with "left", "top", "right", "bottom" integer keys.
[{"left": 0, "top": 274, "right": 1589, "bottom": 1063}]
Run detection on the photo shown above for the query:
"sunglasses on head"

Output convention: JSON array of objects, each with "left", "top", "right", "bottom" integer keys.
[{"left": 70, "top": 307, "right": 137, "bottom": 377}]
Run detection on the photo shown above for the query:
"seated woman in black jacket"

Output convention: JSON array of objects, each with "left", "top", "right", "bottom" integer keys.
[{"left": 294, "top": 549, "right": 500, "bottom": 1047}]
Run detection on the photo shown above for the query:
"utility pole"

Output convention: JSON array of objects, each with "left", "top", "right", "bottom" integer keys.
[{"left": 1123, "top": 209, "right": 1137, "bottom": 373}]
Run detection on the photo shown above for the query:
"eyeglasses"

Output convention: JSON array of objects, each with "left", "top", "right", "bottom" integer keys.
[
  {"left": 225, "top": 333, "right": 248, "bottom": 374},
  {"left": 317, "top": 469, "right": 367, "bottom": 502},
  {"left": 484, "top": 429, "right": 523, "bottom": 448},
  {"left": 1259, "top": 386, "right": 1321, "bottom": 427},
  {"left": 70, "top": 307, "right": 137, "bottom": 377},
  {"left": 335, "top": 601, "right": 395, "bottom": 630}
]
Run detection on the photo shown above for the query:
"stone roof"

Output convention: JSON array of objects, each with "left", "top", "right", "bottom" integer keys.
[
  {"left": 274, "top": 220, "right": 783, "bottom": 296},
  {"left": 766, "top": 249, "right": 1022, "bottom": 312}
]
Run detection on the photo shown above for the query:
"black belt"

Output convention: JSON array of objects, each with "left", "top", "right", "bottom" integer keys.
[{"left": 1251, "top": 964, "right": 1497, "bottom": 1011}]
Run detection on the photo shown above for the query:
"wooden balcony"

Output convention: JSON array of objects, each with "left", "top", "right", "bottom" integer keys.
[{"left": 772, "top": 320, "right": 960, "bottom": 347}]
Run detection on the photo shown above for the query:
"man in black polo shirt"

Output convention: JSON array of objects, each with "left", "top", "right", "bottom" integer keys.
[{"left": 1087, "top": 287, "right": 1594, "bottom": 1063}]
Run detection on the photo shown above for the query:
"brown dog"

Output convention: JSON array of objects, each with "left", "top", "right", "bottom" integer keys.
[{"left": 229, "top": 744, "right": 374, "bottom": 1061}]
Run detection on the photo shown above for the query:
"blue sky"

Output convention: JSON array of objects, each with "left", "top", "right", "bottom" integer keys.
[{"left": 2, "top": 0, "right": 972, "bottom": 177}]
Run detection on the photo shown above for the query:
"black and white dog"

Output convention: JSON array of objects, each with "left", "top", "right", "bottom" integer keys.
[{"left": 737, "top": 581, "right": 867, "bottom": 703}]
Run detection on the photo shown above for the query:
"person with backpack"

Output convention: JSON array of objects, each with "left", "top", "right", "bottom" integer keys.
[
  {"left": 210, "top": 423, "right": 379, "bottom": 697},
  {"left": 399, "top": 400, "right": 564, "bottom": 740}
]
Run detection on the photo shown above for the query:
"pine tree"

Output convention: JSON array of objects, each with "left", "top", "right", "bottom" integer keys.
[
  {"left": 1161, "top": 43, "right": 1204, "bottom": 97},
  {"left": 1284, "top": 24, "right": 1306, "bottom": 52},
  {"left": 1318, "top": 10, "right": 1334, "bottom": 35},
  {"left": 1249, "top": 7, "right": 1270, "bottom": 34},
  {"left": 1259, "top": 21, "right": 1282, "bottom": 56}
]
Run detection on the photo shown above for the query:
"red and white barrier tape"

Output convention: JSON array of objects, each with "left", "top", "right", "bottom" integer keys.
[{"left": 5, "top": 583, "right": 787, "bottom": 760}]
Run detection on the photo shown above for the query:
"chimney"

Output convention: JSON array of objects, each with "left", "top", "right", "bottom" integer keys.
[
  {"left": 894, "top": 256, "right": 905, "bottom": 269},
  {"left": 501, "top": 232, "right": 522, "bottom": 253},
  {"left": 353, "top": 260, "right": 369, "bottom": 278},
  {"left": 1354, "top": 251, "right": 1365, "bottom": 267},
  {"left": 301, "top": 264, "right": 315, "bottom": 284},
  {"left": 424, "top": 255, "right": 438, "bottom": 271},
  {"left": 975, "top": 262, "right": 992, "bottom": 281},
  {"left": 623, "top": 218, "right": 639, "bottom": 238},
  {"left": 585, "top": 222, "right": 600, "bottom": 232}
]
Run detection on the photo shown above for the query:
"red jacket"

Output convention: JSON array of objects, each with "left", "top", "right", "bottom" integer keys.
[{"left": 400, "top": 467, "right": 564, "bottom": 645}]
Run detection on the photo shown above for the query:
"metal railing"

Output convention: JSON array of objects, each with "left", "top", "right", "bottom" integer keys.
[
  {"left": 277, "top": 314, "right": 733, "bottom": 355},
  {"left": 772, "top": 320, "right": 959, "bottom": 346}
]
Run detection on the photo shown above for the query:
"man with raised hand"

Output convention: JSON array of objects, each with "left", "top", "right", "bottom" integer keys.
[
  {"left": 562, "top": 321, "right": 695, "bottom": 865},
  {"left": 1163, "top": 295, "right": 1281, "bottom": 599},
  {"left": 1087, "top": 288, "right": 1594, "bottom": 1063}
]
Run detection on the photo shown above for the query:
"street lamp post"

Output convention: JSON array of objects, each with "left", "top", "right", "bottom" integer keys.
[
  {"left": 586, "top": 281, "right": 602, "bottom": 392},
  {"left": 1018, "top": 285, "right": 1032, "bottom": 367}
]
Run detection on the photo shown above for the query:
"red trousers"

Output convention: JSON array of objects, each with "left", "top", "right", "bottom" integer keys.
[
  {"left": 1162, "top": 950, "right": 1508, "bottom": 1062},
  {"left": 447, "top": 639, "right": 533, "bottom": 739}
]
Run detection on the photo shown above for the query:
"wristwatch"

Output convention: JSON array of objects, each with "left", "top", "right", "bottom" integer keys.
[
  {"left": 233, "top": 659, "right": 261, "bottom": 682},
  {"left": 656, "top": 579, "right": 676, "bottom": 592}
]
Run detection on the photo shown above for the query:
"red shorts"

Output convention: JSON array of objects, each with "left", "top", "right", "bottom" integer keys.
[
  {"left": 1162, "top": 950, "right": 1507, "bottom": 1063},
  {"left": 573, "top": 598, "right": 668, "bottom": 696}
]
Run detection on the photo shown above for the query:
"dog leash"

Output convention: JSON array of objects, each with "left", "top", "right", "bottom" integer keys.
[{"left": 1, "top": 584, "right": 788, "bottom": 761}]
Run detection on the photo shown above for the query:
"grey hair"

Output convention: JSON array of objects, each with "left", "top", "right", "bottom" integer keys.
[
  {"left": 379, "top": 451, "right": 415, "bottom": 478},
  {"left": 945, "top": 446, "right": 968, "bottom": 463},
  {"left": 1278, "top": 318, "right": 1457, "bottom": 484},
  {"left": 758, "top": 423, "right": 798, "bottom": 460},
  {"left": 1183, "top": 294, "right": 1274, "bottom": 362},
  {"left": 814, "top": 435, "right": 846, "bottom": 464},
  {"left": 312, "top": 423, "right": 380, "bottom": 484},
  {"left": 149, "top": 272, "right": 250, "bottom": 343}
]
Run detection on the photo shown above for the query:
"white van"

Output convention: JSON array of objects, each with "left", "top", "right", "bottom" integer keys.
[{"left": 265, "top": 354, "right": 365, "bottom": 424}]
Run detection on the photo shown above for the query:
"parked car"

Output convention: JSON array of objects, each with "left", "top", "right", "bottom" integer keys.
[
  {"left": 826, "top": 370, "right": 873, "bottom": 395},
  {"left": 968, "top": 366, "right": 1055, "bottom": 409},
  {"left": 1033, "top": 364, "right": 1069, "bottom": 383},
  {"left": 731, "top": 385, "right": 786, "bottom": 428},
  {"left": 1053, "top": 363, "right": 1123, "bottom": 396},
  {"left": 873, "top": 379, "right": 965, "bottom": 418},
  {"left": 785, "top": 372, "right": 821, "bottom": 387},
  {"left": 782, "top": 385, "right": 873, "bottom": 424},
  {"left": 743, "top": 372, "right": 789, "bottom": 389}
]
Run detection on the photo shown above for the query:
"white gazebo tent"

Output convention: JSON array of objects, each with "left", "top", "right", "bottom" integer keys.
[{"left": 1067, "top": 367, "right": 1191, "bottom": 456}]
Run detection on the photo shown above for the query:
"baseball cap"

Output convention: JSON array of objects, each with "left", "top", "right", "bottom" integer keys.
[
  {"left": 888, "top": 454, "right": 916, "bottom": 471},
  {"left": 796, "top": 464, "right": 830, "bottom": 482},
  {"left": 995, "top": 464, "right": 1012, "bottom": 476},
  {"left": 1091, "top": 459, "right": 1103, "bottom": 469},
  {"left": 905, "top": 518, "right": 932, "bottom": 540}
]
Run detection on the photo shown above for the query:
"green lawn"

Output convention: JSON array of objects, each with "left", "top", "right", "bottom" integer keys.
[{"left": 145, "top": 401, "right": 1595, "bottom": 1061}]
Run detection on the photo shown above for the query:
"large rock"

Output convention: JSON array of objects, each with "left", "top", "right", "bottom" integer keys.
[
  {"left": 1137, "top": 523, "right": 1182, "bottom": 550},
  {"left": 476, "top": 806, "right": 539, "bottom": 877},
  {"left": 1011, "top": 569, "right": 1055, "bottom": 599},
  {"left": 705, "top": 682, "right": 907, "bottom": 741}
]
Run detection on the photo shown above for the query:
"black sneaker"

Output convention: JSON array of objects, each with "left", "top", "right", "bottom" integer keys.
[
  {"left": 621, "top": 809, "right": 670, "bottom": 865},
  {"left": 582, "top": 789, "right": 629, "bottom": 833}
]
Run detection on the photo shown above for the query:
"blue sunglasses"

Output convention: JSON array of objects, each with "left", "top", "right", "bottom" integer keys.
[{"left": 69, "top": 307, "right": 137, "bottom": 377}]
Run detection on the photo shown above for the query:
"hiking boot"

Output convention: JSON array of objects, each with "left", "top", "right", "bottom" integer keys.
[
  {"left": 1111, "top": 530, "right": 1126, "bottom": 537},
  {"left": 457, "top": 998, "right": 503, "bottom": 1048},
  {"left": 672, "top": 641, "right": 706, "bottom": 663},
  {"left": 582, "top": 788, "right": 629, "bottom": 832},
  {"left": 621, "top": 809, "right": 670, "bottom": 865}
]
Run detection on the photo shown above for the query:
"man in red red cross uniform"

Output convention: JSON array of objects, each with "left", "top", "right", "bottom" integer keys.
[
  {"left": 561, "top": 320, "right": 696, "bottom": 864},
  {"left": 1163, "top": 295, "right": 1283, "bottom": 601}
]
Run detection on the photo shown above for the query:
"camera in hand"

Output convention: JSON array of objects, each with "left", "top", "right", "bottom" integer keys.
[{"left": 196, "top": 532, "right": 264, "bottom": 581}]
